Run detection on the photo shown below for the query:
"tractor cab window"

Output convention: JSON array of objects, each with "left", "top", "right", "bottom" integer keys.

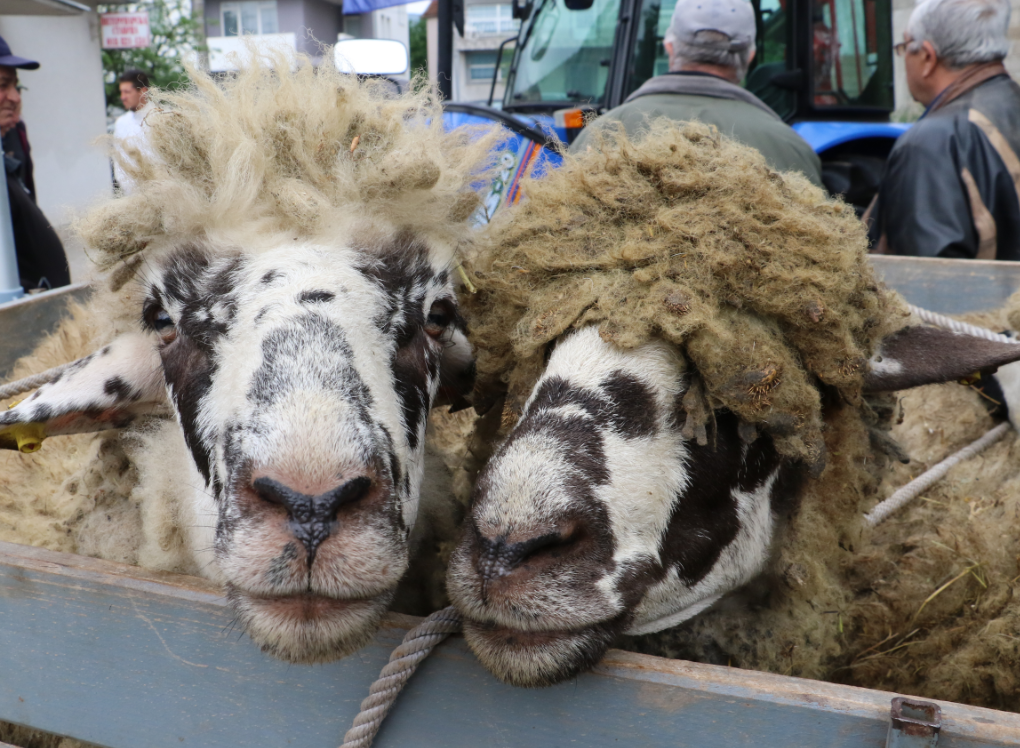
[
  {"left": 811, "top": 0, "right": 893, "bottom": 109},
  {"left": 624, "top": 0, "right": 795, "bottom": 119},
  {"left": 504, "top": 0, "right": 619, "bottom": 109},
  {"left": 746, "top": 0, "right": 794, "bottom": 119}
]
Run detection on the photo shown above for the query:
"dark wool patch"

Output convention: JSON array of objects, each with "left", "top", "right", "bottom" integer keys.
[
  {"left": 298, "top": 290, "right": 335, "bottom": 304},
  {"left": 103, "top": 376, "right": 135, "bottom": 401},
  {"left": 247, "top": 313, "right": 373, "bottom": 423},
  {"left": 391, "top": 335, "right": 436, "bottom": 453},
  {"left": 598, "top": 371, "right": 658, "bottom": 439},
  {"left": 527, "top": 374, "right": 657, "bottom": 440},
  {"left": 160, "top": 333, "right": 217, "bottom": 484},
  {"left": 661, "top": 411, "right": 746, "bottom": 586},
  {"left": 507, "top": 409, "right": 611, "bottom": 489}
]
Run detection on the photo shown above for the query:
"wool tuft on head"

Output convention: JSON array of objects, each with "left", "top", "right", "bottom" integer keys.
[
  {"left": 463, "top": 120, "right": 905, "bottom": 468},
  {"left": 77, "top": 48, "right": 501, "bottom": 269}
]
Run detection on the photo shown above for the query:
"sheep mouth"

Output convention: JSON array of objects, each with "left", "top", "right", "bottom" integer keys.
[
  {"left": 227, "top": 584, "right": 393, "bottom": 663},
  {"left": 238, "top": 590, "right": 377, "bottom": 619},
  {"left": 461, "top": 615, "right": 625, "bottom": 687}
]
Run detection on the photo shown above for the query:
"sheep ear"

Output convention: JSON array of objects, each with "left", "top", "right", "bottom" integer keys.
[
  {"left": 434, "top": 326, "right": 475, "bottom": 412},
  {"left": 0, "top": 332, "right": 169, "bottom": 452},
  {"left": 863, "top": 326, "right": 1020, "bottom": 393}
]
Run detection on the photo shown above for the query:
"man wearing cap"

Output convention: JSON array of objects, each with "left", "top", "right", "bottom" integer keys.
[
  {"left": 570, "top": 0, "right": 822, "bottom": 187},
  {"left": 0, "top": 36, "right": 69, "bottom": 290}
]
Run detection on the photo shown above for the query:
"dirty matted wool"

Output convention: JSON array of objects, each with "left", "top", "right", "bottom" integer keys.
[
  {"left": 463, "top": 121, "right": 904, "bottom": 467},
  {"left": 834, "top": 299, "right": 1020, "bottom": 710}
]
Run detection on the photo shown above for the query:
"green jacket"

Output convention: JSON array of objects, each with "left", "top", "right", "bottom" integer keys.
[{"left": 569, "top": 72, "right": 823, "bottom": 188}]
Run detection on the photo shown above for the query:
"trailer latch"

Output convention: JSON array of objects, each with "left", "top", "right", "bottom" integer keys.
[{"left": 886, "top": 697, "right": 941, "bottom": 748}]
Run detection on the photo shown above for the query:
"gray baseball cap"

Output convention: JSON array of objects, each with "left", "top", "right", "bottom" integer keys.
[{"left": 666, "top": 0, "right": 756, "bottom": 52}]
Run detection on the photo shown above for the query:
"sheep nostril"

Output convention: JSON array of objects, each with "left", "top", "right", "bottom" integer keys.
[
  {"left": 251, "top": 475, "right": 374, "bottom": 566},
  {"left": 476, "top": 523, "right": 579, "bottom": 583}
]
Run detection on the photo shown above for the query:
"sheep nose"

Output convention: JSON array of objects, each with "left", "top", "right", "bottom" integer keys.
[
  {"left": 252, "top": 476, "right": 372, "bottom": 565},
  {"left": 475, "top": 524, "right": 577, "bottom": 587}
]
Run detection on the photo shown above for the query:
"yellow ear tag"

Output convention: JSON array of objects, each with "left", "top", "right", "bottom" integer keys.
[{"left": 11, "top": 423, "right": 46, "bottom": 453}]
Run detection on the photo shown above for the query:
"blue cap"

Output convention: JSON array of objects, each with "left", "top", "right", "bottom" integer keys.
[{"left": 0, "top": 36, "right": 39, "bottom": 70}]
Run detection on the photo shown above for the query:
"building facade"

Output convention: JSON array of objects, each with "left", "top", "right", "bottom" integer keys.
[
  {"left": 424, "top": 0, "right": 518, "bottom": 103},
  {"left": 204, "top": 0, "right": 409, "bottom": 72}
]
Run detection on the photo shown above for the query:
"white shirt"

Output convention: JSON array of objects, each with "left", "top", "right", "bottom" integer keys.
[{"left": 112, "top": 101, "right": 154, "bottom": 195}]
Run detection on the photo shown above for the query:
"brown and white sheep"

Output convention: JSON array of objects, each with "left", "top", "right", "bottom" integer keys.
[{"left": 445, "top": 121, "right": 1020, "bottom": 707}]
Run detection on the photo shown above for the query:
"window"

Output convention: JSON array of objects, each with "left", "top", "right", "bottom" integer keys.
[
  {"left": 222, "top": 0, "right": 279, "bottom": 36},
  {"left": 467, "top": 49, "right": 513, "bottom": 80},
  {"left": 465, "top": 4, "right": 518, "bottom": 36},
  {"left": 505, "top": 0, "right": 618, "bottom": 108},
  {"left": 811, "top": 0, "right": 892, "bottom": 109}
]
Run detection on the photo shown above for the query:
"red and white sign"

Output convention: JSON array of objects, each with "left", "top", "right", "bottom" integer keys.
[{"left": 101, "top": 12, "right": 152, "bottom": 50}]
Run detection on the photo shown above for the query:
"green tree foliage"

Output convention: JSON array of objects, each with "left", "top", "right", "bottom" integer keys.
[
  {"left": 99, "top": 0, "right": 204, "bottom": 114},
  {"left": 409, "top": 15, "right": 427, "bottom": 78}
]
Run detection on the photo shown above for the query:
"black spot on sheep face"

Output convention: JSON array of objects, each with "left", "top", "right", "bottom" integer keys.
[
  {"left": 139, "top": 238, "right": 465, "bottom": 662},
  {"left": 447, "top": 326, "right": 790, "bottom": 686}
]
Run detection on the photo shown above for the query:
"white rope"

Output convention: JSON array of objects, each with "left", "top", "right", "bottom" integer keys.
[
  {"left": 865, "top": 422, "right": 1011, "bottom": 527},
  {"left": 0, "top": 361, "right": 74, "bottom": 401},
  {"left": 907, "top": 304, "right": 1020, "bottom": 345},
  {"left": 340, "top": 606, "right": 463, "bottom": 748}
]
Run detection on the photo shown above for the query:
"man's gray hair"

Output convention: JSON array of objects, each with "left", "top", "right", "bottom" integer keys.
[
  {"left": 668, "top": 29, "right": 753, "bottom": 80},
  {"left": 907, "top": 0, "right": 1011, "bottom": 68}
]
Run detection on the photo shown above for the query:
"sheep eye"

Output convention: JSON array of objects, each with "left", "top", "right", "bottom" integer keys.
[
  {"left": 425, "top": 300, "right": 453, "bottom": 340},
  {"left": 145, "top": 304, "right": 178, "bottom": 344}
]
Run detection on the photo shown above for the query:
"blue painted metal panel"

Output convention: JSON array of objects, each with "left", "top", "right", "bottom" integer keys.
[
  {"left": 441, "top": 111, "right": 563, "bottom": 225},
  {"left": 3, "top": 541, "right": 1020, "bottom": 748},
  {"left": 793, "top": 121, "right": 911, "bottom": 153}
]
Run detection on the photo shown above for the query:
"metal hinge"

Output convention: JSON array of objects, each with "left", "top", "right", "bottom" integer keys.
[{"left": 886, "top": 697, "right": 941, "bottom": 748}]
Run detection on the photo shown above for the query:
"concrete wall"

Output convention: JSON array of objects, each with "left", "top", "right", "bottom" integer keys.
[
  {"left": 891, "top": 0, "right": 1020, "bottom": 117},
  {"left": 205, "top": 0, "right": 342, "bottom": 57},
  {"left": 299, "top": 0, "right": 342, "bottom": 53},
  {"left": 0, "top": 13, "right": 110, "bottom": 225}
]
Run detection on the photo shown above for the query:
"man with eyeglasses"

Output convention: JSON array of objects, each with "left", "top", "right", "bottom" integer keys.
[
  {"left": 0, "top": 36, "right": 69, "bottom": 290},
  {"left": 868, "top": 0, "right": 1020, "bottom": 260}
]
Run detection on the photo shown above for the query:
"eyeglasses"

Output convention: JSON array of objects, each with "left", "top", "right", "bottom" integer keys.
[
  {"left": 0, "top": 79, "right": 25, "bottom": 94},
  {"left": 894, "top": 39, "right": 915, "bottom": 57}
]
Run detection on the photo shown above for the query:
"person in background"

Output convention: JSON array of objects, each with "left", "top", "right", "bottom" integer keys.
[
  {"left": 112, "top": 69, "right": 153, "bottom": 195},
  {"left": 0, "top": 36, "right": 69, "bottom": 291},
  {"left": 868, "top": 0, "right": 1020, "bottom": 259},
  {"left": 569, "top": 0, "right": 823, "bottom": 188}
]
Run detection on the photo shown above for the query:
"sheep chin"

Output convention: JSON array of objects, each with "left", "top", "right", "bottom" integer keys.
[
  {"left": 226, "top": 584, "right": 393, "bottom": 663},
  {"left": 461, "top": 616, "right": 625, "bottom": 688}
]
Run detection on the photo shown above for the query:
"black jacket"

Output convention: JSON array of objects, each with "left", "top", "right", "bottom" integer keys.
[{"left": 869, "top": 73, "right": 1020, "bottom": 260}]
